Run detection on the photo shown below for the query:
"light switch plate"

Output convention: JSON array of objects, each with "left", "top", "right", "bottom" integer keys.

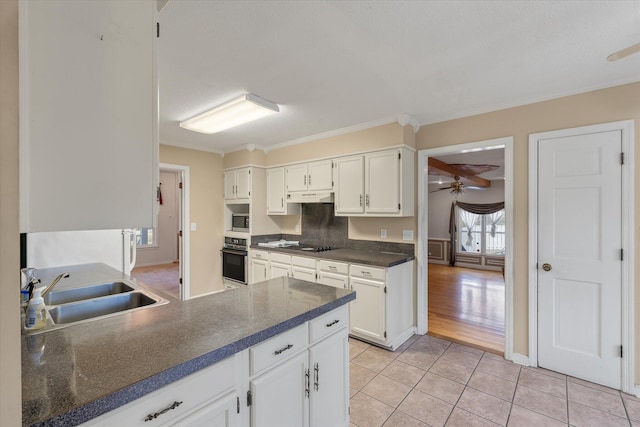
[
  {"left": 380, "top": 229, "right": 387, "bottom": 238},
  {"left": 190, "top": 222, "right": 197, "bottom": 231},
  {"left": 402, "top": 230, "right": 413, "bottom": 241},
  {"left": 295, "top": 224, "right": 301, "bottom": 232}
]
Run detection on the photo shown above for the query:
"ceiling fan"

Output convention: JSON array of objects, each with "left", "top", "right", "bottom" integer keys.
[
  {"left": 430, "top": 175, "right": 487, "bottom": 194},
  {"left": 608, "top": 42, "right": 640, "bottom": 62}
]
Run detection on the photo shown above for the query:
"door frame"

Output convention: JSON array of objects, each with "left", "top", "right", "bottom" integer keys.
[
  {"left": 160, "top": 163, "right": 191, "bottom": 300},
  {"left": 417, "top": 136, "right": 514, "bottom": 360},
  {"left": 528, "top": 120, "right": 635, "bottom": 393}
]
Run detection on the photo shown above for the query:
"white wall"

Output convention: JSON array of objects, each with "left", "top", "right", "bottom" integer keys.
[{"left": 428, "top": 180, "right": 505, "bottom": 239}]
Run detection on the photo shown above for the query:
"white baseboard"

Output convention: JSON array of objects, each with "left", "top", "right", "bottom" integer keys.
[
  {"left": 509, "top": 353, "right": 530, "bottom": 366},
  {"left": 629, "top": 385, "right": 640, "bottom": 398}
]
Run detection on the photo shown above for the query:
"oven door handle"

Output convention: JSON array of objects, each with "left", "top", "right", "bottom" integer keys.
[{"left": 221, "top": 248, "right": 248, "bottom": 256}]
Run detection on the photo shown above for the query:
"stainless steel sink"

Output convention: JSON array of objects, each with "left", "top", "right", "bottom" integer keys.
[
  {"left": 24, "top": 280, "right": 168, "bottom": 334},
  {"left": 48, "top": 292, "right": 158, "bottom": 324},
  {"left": 44, "top": 281, "right": 134, "bottom": 305}
]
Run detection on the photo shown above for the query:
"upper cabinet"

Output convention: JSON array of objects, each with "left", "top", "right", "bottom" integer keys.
[
  {"left": 224, "top": 168, "right": 251, "bottom": 202},
  {"left": 335, "top": 148, "right": 414, "bottom": 217},
  {"left": 19, "top": 0, "right": 158, "bottom": 232},
  {"left": 286, "top": 160, "right": 333, "bottom": 192},
  {"left": 266, "top": 167, "right": 300, "bottom": 215}
]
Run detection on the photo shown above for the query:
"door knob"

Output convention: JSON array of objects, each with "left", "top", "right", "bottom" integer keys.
[{"left": 542, "top": 263, "right": 552, "bottom": 272}]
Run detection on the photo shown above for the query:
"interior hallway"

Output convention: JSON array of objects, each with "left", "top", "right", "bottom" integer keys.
[
  {"left": 349, "top": 336, "right": 639, "bottom": 426},
  {"left": 428, "top": 264, "right": 504, "bottom": 354},
  {"left": 131, "top": 263, "right": 180, "bottom": 299}
]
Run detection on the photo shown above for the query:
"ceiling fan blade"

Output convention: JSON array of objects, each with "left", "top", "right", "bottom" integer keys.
[
  {"left": 608, "top": 42, "right": 640, "bottom": 62},
  {"left": 430, "top": 187, "right": 451, "bottom": 193},
  {"left": 465, "top": 186, "right": 487, "bottom": 191}
]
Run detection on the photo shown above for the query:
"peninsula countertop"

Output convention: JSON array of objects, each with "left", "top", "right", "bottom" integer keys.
[
  {"left": 21, "top": 263, "right": 355, "bottom": 426},
  {"left": 249, "top": 245, "right": 415, "bottom": 267}
]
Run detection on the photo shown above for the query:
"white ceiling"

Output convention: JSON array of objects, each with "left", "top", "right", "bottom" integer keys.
[{"left": 158, "top": 1, "right": 640, "bottom": 154}]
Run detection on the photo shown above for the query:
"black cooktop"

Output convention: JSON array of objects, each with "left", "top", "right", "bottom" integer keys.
[{"left": 297, "top": 245, "right": 335, "bottom": 252}]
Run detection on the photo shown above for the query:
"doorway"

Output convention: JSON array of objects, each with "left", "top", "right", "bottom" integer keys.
[
  {"left": 131, "top": 163, "right": 191, "bottom": 300},
  {"left": 417, "top": 137, "right": 514, "bottom": 359},
  {"left": 528, "top": 120, "right": 634, "bottom": 391}
]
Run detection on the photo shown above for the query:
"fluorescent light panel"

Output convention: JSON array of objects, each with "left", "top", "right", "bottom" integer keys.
[{"left": 180, "top": 93, "right": 279, "bottom": 134}]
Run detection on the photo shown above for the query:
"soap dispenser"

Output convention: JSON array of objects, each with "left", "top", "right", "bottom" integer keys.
[{"left": 25, "top": 287, "right": 47, "bottom": 330}]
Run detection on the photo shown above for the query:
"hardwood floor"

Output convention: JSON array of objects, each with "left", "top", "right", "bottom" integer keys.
[
  {"left": 428, "top": 263, "right": 505, "bottom": 354},
  {"left": 130, "top": 263, "right": 180, "bottom": 299}
]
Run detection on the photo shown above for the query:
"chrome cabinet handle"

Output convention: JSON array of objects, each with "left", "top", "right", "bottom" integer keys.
[
  {"left": 308, "top": 175, "right": 311, "bottom": 185},
  {"left": 359, "top": 194, "right": 363, "bottom": 207},
  {"left": 542, "top": 263, "right": 552, "bottom": 272},
  {"left": 326, "top": 319, "right": 340, "bottom": 327},
  {"left": 304, "top": 175, "right": 307, "bottom": 186},
  {"left": 328, "top": 266, "right": 337, "bottom": 271},
  {"left": 305, "top": 368, "right": 310, "bottom": 397},
  {"left": 314, "top": 363, "right": 319, "bottom": 391},
  {"left": 365, "top": 194, "right": 369, "bottom": 207},
  {"left": 274, "top": 344, "right": 293, "bottom": 355},
  {"left": 281, "top": 198, "right": 283, "bottom": 207},
  {"left": 144, "top": 401, "right": 183, "bottom": 422}
]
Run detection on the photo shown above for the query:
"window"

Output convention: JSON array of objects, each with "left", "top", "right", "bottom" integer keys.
[
  {"left": 135, "top": 227, "right": 155, "bottom": 247},
  {"left": 457, "top": 208, "right": 505, "bottom": 255}
]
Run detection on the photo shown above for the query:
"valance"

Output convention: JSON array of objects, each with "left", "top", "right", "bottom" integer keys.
[{"left": 448, "top": 201, "right": 505, "bottom": 266}]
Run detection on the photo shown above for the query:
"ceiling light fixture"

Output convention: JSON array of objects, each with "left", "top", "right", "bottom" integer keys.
[{"left": 179, "top": 93, "right": 280, "bottom": 134}]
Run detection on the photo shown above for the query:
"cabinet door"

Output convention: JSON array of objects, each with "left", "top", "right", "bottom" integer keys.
[
  {"left": 317, "top": 273, "right": 348, "bottom": 289},
  {"left": 307, "top": 160, "right": 333, "bottom": 191},
  {"left": 224, "top": 171, "right": 237, "bottom": 200},
  {"left": 20, "top": 0, "right": 156, "bottom": 231},
  {"left": 250, "top": 260, "right": 269, "bottom": 284},
  {"left": 286, "top": 164, "right": 308, "bottom": 192},
  {"left": 250, "top": 352, "right": 309, "bottom": 427},
  {"left": 365, "top": 150, "right": 400, "bottom": 214},
  {"left": 175, "top": 392, "right": 239, "bottom": 427},
  {"left": 292, "top": 267, "right": 316, "bottom": 283},
  {"left": 236, "top": 168, "right": 251, "bottom": 199},
  {"left": 335, "top": 156, "right": 364, "bottom": 215},
  {"left": 350, "top": 277, "right": 386, "bottom": 341},
  {"left": 309, "top": 329, "right": 349, "bottom": 427},
  {"left": 269, "top": 263, "right": 290, "bottom": 279},
  {"left": 266, "top": 168, "right": 286, "bottom": 214}
]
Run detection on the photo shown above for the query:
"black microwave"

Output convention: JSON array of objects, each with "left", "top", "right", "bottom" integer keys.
[{"left": 231, "top": 213, "right": 250, "bottom": 232}]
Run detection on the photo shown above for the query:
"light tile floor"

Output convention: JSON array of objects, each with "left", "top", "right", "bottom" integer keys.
[{"left": 348, "top": 335, "right": 640, "bottom": 427}]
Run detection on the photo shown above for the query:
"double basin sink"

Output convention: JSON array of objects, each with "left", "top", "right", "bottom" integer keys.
[{"left": 26, "top": 280, "right": 168, "bottom": 334}]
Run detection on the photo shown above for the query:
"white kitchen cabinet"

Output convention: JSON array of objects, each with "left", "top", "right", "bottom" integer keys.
[
  {"left": 334, "top": 156, "right": 365, "bottom": 215},
  {"left": 225, "top": 168, "right": 251, "bottom": 201},
  {"left": 249, "top": 260, "right": 269, "bottom": 285},
  {"left": 286, "top": 160, "right": 333, "bottom": 192},
  {"left": 348, "top": 261, "right": 415, "bottom": 350},
  {"left": 269, "top": 253, "right": 292, "bottom": 279},
  {"left": 291, "top": 256, "right": 317, "bottom": 283},
  {"left": 309, "top": 329, "right": 349, "bottom": 427},
  {"left": 19, "top": 0, "right": 158, "bottom": 232},
  {"left": 335, "top": 148, "right": 414, "bottom": 217},
  {"left": 316, "top": 260, "right": 349, "bottom": 289},
  {"left": 349, "top": 273, "right": 386, "bottom": 342},
  {"left": 266, "top": 167, "right": 300, "bottom": 215},
  {"left": 81, "top": 355, "right": 241, "bottom": 427}
]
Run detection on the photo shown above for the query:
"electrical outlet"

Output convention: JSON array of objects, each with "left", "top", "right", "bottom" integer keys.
[
  {"left": 295, "top": 224, "right": 301, "bottom": 233},
  {"left": 380, "top": 229, "right": 387, "bottom": 238},
  {"left": 190, "top": 222, "right": 197, "bottom": 231},
  {"left": 402, "top": 230, "right": 413, "bottom": 241}
]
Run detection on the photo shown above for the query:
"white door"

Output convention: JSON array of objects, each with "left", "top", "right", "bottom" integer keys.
[
  {"left": 537, "top": 130, "right": 622, "bottom": 389},
  {"left": 266, "top": 168, "right": 285, "bottom": 214},
  {"left": 269, "top": 263, "right": 290, "bottom": 279},
  {"left": 250, "top": 352, "right": 309, "bottom": 427},
  {"left": 365, "top": 150, "right": 400, "bottom": 214},
  {"left": 292, "top": 267, "right": 316, "bottom": 283},
  {"left": 307, "top": 160, "right": 333, "bottom": 191},
  {"left": 335, "top": 156, "right": 364, "bottom": 215},
  {"left": 309, "top": 330, "right": 349, "bottom": 427},
  {"left": 286, "top": 164, "right": 308, "bottom": 192},
  {"left": 235, "top": 168, "right": 251, "bottom": 199},
  {"left": 250, "top": 259, "right": 269, "bottom": 285},
  {"left": 224, "top": 171, "right": 236, "bottom": 200},
  {"left": 349, "top": 277, "right": 385, "bottom": 341}
]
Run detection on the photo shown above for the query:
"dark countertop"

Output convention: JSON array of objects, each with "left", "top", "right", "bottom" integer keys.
[
  {"left": 250, "top": 245, "right": 415, "bottom": 267},
  {"left": 21, "top": 264, "right": 355, "bottom": 426}
]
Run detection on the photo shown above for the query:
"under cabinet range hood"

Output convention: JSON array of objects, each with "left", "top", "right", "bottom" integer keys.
[{"left": 286, "top": 192, "right": 335, "bottom": 204}]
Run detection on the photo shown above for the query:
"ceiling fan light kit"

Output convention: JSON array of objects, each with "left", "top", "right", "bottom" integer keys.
[{"left": 179, "top": 93, "right": 280, "bottom": 134}]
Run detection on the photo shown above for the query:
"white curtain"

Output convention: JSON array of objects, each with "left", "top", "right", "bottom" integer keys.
[
  {"left": 487, "top": 210, "right": 505, "bottom": 238},
  {"left": 458, "top": 209, "right": 479, "bottom": 248}
]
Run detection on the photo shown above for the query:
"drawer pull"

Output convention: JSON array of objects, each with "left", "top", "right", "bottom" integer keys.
[
  {"left": 326, "top": 319, "right": 340, "bottom": 327},
  {"left": 328, "top": 266, "right": 337, "bottom": 271},
  {"left": 361, "top": 271, "right": 371, "bottom": 276},
  {"left": 274, "top": 344, "right": 293, "bottom": 355},
  {"left": 144, "top": 401, "right": 183, "bottom": 422}
]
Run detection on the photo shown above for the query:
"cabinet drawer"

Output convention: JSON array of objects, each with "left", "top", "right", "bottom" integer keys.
[
  {"left": 292, "top": 255, "right": 316, "bottom": 269},
  {"left": 317, "top": 260, "right": 349, "bottom": 275},
  {"left": 83, "top": 356, "right": 237, "bottom": 426},
  {"left": 350, "top": 264, "right": 385, "bottom": 281},
  {"left": 250, "top": 323, "right": 308, "bottom": 375},
  {"left": 269, "top": 252, "right": 291, "bottom": 264},
  {"left": 309, "top": 305, "right": 348, "bottom": 343},
  {"left": 251, "top": 250, "right": 269, "bottom": 261}
]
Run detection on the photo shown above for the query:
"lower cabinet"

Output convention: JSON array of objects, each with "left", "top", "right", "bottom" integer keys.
[
  {"left": 249, "top": 259, "right": 269, "bottom": 284},
  {"left": 349, "top": 275, "right": 386, "bottom": 342},
  {"left": 82, "top": 305, "right": 351, "bottom": 427}
]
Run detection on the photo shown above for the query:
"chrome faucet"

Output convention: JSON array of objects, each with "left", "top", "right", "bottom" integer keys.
[{"left": 40, "top": 273, "right": 70, "bottom": 298}]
